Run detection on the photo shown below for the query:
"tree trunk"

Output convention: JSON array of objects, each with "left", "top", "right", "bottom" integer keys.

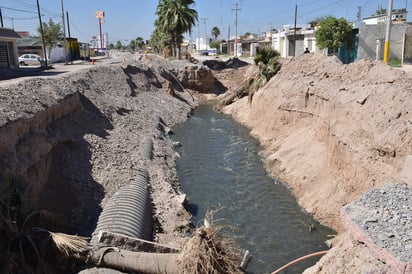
[
  {"left": 177, "top": 45, "right": 182, "bottom": 60},
  {"left": 215, "top": 83, "right": 247, "bottom": 111}
]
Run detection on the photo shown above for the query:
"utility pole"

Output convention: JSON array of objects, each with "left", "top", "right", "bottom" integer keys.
[
  {"left": 60, "top": 0, "right": 67, "bottom": 64},
  {"left": 197, "top": 23, "right": 200, "bottom": 52},
  {"left": 228, "top": 24, "right": 230, "bottom": 55},
  {"left": 232, "top": 3, "right": 240, "bottom": 57},
  {"left": 293, "top": 4, "right": 297, "bottom": 57},
  {"left": 357, "top": 6, "right": 362, "bottom": 24},
  {"left": 0, "top": 8, "right": 4, "bottom": 28},
  {"left": 36, "top": 0, "right": 48, "bottom": 67},
  {"left": 201, "top": 18, "right": 208, "bottom": 51},
  {"left": 66, "top": 11, "right": 73, "bottom": 63},
  {"left": 384, "top": 0, "right": 393, "bottom": 63}
]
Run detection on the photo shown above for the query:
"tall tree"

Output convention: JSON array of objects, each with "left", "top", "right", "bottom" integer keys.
[
  {"left": 149, "top": 25, "right": 172, "bottom": 54},
  {"left": 36, "top": 19, "right": 63, "bottom": 57},
  {"left": 315, "top": 16, "right": 353, "bottom": 52},
  {"left": 115, "top": 41, "right": 123, "bottom": 50},
  {"left": 129, "top": 40, "right": 137, "bottom": 52},
  {"left": 136, "top": 37, "right": 145, "bottom": 49},
  {"left": 211, "top": 26, "right": 220, "bottom": 40},
  {"left": 155, "top": 0, "right": 198, "bottom": 58}
]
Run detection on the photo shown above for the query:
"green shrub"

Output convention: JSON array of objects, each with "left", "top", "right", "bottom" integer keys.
[{"left": 248, "top": 48, "right": 281, "bottom": 103}]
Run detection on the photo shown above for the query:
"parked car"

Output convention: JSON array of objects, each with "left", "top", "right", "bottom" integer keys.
[{"left": 18, "top": 54, "right": 47, "bottom": 66}]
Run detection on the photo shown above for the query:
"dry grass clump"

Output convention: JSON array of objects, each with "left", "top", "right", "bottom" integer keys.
[
  {"left": 50, "top": 232, "right": 89, "bottom": 257},
  {"left": 178, "top": 212, "right": 242, "bottom": 274}
]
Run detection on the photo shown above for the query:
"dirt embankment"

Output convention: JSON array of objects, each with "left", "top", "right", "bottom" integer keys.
[
  {"left": 215, "top": 53, "right": 411, "bottom": 272},
  {"left": 0, "top": 57, "right": 197, "bottom": 254}
]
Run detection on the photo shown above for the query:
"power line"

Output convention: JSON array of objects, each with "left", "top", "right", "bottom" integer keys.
[
  {"left": 0, "top": 6, "right": 37, "bottom": 14},
  {"left": 3, "top": 16, "right": 38, "bottom": 20}
]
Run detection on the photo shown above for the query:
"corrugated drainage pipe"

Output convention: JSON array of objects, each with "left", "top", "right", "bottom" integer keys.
[
  {"left": 93, "top": 168, "right": 153, "bottom": 240},
  {"left": 141, "top": 136, "right": 153, "bottom": 160}
]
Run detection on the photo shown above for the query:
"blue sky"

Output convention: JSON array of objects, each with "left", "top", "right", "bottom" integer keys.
[{"left": 1, "top": 0, "right": 409, "bottom": 44}]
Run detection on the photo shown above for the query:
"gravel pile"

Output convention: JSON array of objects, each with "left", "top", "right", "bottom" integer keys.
[{"left": 343, "top": 183, "right": 412, "bottom": 263}]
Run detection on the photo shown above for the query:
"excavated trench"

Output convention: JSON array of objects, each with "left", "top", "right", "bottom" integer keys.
[
  {"left": 0, "top": 91, "right": 108, "bottom": 235},
  {"left": 173, "top": 104, "right": 335, "bottom": 273}
]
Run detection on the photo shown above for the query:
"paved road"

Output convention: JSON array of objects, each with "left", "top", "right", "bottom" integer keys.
[{"left": 0, "top": 57, "right": 110, "bottom": 87}]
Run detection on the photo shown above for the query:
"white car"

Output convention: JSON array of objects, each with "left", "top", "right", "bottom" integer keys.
[{"left": 18, "top": 54, "right": 44, "bottom": 66}]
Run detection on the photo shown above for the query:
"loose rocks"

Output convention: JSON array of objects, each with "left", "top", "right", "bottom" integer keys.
[{"left": 343, "top": 183, "right": 412, "bottom": 266}]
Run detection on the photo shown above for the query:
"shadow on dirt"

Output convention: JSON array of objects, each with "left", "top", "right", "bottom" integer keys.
[{"left": 28, "top": 94, "right": 113, "bottom": 236}]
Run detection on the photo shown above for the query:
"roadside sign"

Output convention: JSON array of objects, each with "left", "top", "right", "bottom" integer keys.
[{"left": 95, "top": 11, "right": 105, "bottom": 19}]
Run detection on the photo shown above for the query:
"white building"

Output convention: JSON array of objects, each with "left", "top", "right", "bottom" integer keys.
[
  {"left": 363, "top": 8, "right": 407, "bottom": 25},
  {"left": 272, "top": 25, "right": 318, "bottom": 57}
]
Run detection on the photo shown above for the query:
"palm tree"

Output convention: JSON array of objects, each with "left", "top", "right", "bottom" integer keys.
[
  {"left": 211, "top": 26, "right": 220, "bottom": 40},
  {"left": 150, "top": 25, "right": 172, "bottom": 54},
  {"left": 155, "top": 0, "right": 198, "bottom": 58}
]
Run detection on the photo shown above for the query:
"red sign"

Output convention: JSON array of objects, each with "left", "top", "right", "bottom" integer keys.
[{"left": 95, "top": 11, "right": 105, "bottom": 19}]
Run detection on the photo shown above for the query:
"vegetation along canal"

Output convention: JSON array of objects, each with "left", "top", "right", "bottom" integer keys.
[{"left": 172, "top": 104, "right": 335, "bottom": 273}]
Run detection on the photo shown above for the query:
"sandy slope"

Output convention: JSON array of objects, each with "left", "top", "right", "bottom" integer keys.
[{"left": 220, "top": 53, "right": 411, "bottom": 272}]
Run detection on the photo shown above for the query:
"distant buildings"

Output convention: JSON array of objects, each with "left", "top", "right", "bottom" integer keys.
[
  {"left": 217, "top": 7, "right": 412, "bottom": 65},
  {"left": 0, "top": 28, "right": 21, "bottom": 68},
  {"left": 362, "top": 8, "right": 407, "bottom": 25}
]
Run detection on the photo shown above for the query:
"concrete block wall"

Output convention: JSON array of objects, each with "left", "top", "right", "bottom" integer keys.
[{"left": 358, "top": 23, "right": 410, "bottom": 61}]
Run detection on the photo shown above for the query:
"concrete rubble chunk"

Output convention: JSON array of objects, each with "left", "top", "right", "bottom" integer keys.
[{"left": 342, "top": 183, "right": 412, "bottom": 273}]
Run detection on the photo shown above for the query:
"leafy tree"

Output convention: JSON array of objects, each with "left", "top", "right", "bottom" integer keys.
[
  {"left": 108, "top": 43, "right": 115, "bottom": 50},
  {"left": 36, "top": 18, "right": 63, "bottom": 57},
  {"left": 115, "top": 41, "right": 123, "bottom": 50},
  {"left": 209, "top": 40, "right": 221, "bottom": 54},
  {"left": 155, "top": 0, "right": 198, "bottom": 58},
  {"left": 308, "top": 16, "right": 328, "bottom": 28},
  {"left": 136, "top": 37, "right": 145, "bottom": 49},
  {"left": 129, "top": 40, "right": 137, "bottom": 52},
  {"left": 211, "top": 26, "right": 220, "bottom": 40},
  {"left": 315, "top": 16, "right": 353, "bottom": 51},
  {"left": 375, "top": 7, "right": 387, "bottom": 15}
]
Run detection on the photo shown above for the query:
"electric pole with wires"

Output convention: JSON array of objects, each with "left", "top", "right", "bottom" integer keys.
[
  {"left": 384, "top": 0, "right": 393, "bottom": 63},
  {"left": 232, "top": 3, "right": 240, "bottom": 57}
]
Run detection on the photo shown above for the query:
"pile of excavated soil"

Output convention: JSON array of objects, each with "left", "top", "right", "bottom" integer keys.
[
  {"left": 0, "top": 56, "right": 198, "bottom": 257},
  {"left": 218, "top": 53, "right": 412, "bottom": 273}
]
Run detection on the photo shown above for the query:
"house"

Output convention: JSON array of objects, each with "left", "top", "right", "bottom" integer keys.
[
  {"left": 272, "top": 26, "right": 318, "bottom": 57},
  {"left": 0, "top": 28, "right": 21, "bottom": 68},
  {"left": 363, "top": 8, "right": 407, "bottom": 25},
  {"left": 17, "top": 37, "right": 44, "bottom": 57}
]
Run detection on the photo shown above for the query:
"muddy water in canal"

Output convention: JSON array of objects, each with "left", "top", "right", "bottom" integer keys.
[{"left": 172, "top": 104, "right": 334, "bottom": 273}]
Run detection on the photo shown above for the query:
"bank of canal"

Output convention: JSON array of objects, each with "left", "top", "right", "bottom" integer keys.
[{"left": 172, "top": 104, "right": 334, "bottom": 273}]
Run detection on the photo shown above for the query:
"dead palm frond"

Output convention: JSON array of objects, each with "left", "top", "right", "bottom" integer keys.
[{"left": 49, "top": 232, "right": 89, "bottom": 257}]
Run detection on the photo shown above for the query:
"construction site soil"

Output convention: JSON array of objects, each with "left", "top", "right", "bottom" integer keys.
[{"left": 0, "top": 53, "right": 411, "bottom": 273}]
